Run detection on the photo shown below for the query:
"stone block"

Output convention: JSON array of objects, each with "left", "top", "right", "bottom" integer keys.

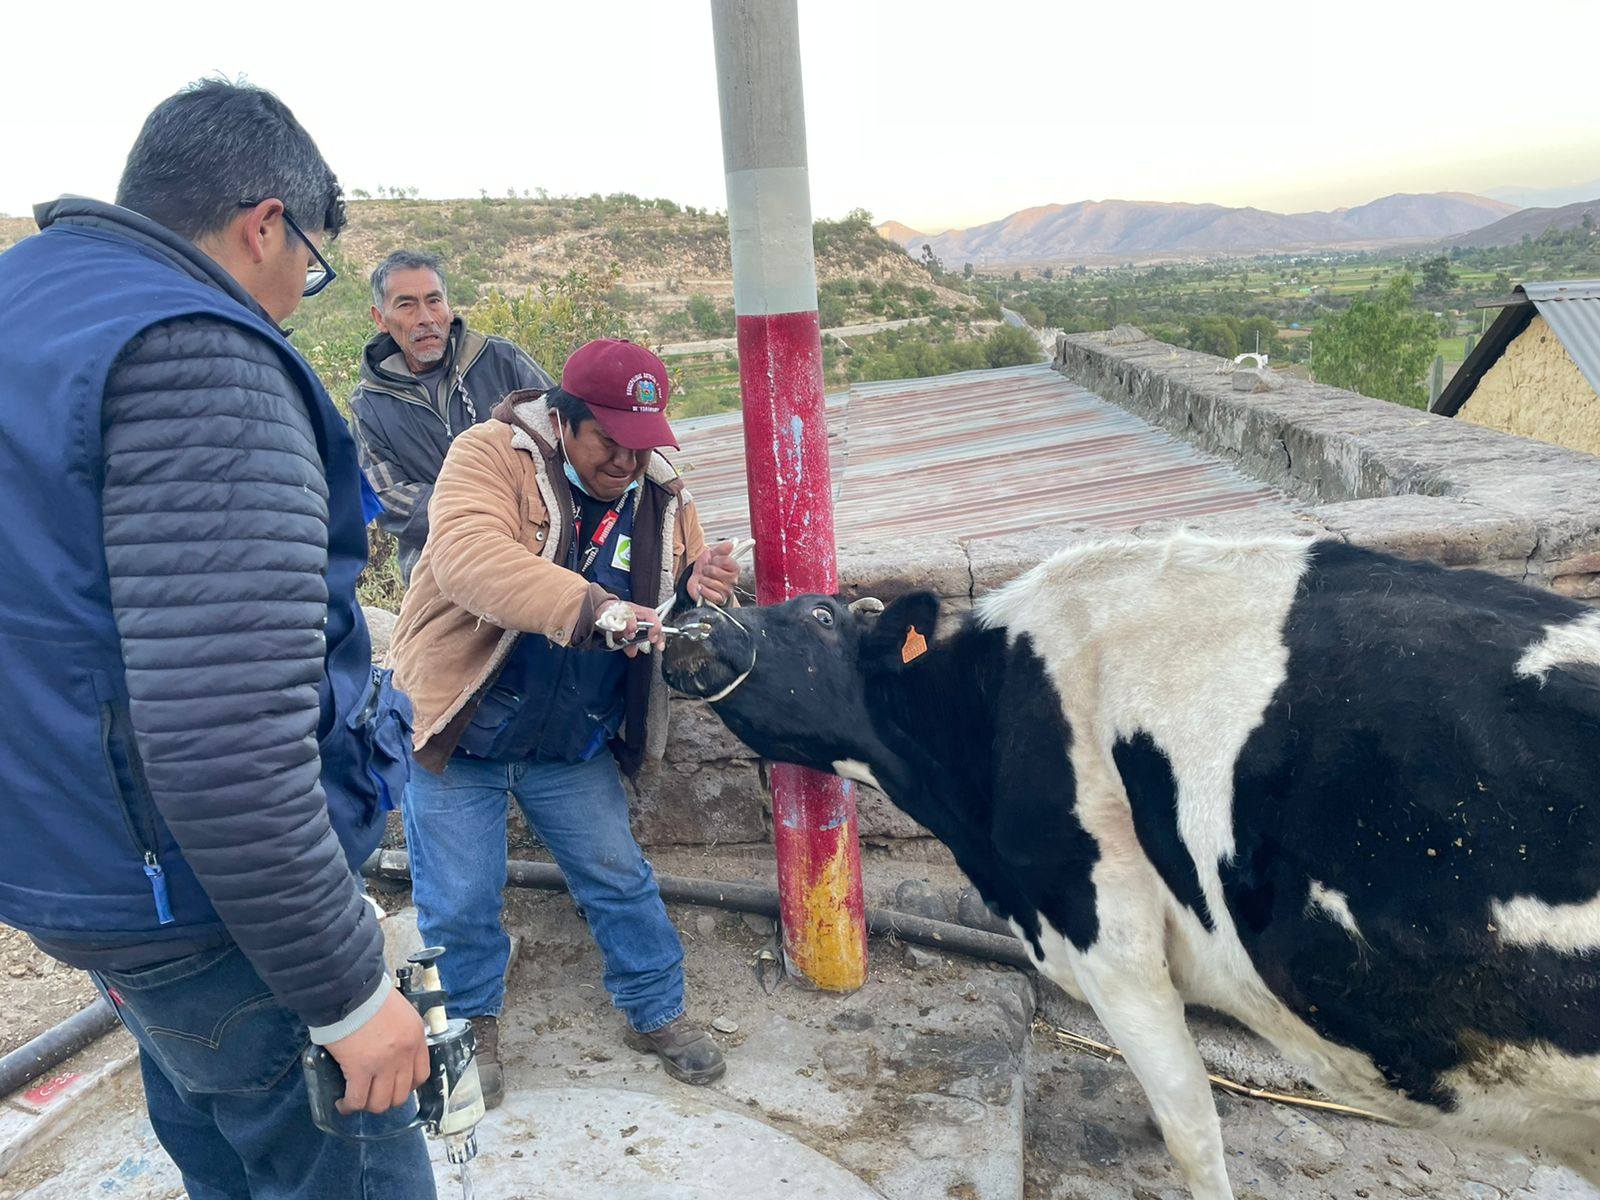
[
  {"left": 1552, "top": 572, "right": 1600, "bottom": 599},
  {"left": 963, "top": 523, "right": 1103, "bottom": 595},
  {"left": 854, "top": 780, "right": 931, "bottom": 841},
  {"left": 363, "top": 604, "right": 398, "bottom": 662},
  {"left": 628, "top": 758, "right": 768, "bottom": 846},
  {"left": 661, "top": 699, "right": 757, "bottom": 764},
  {"left": 1230, "top": 365, "right": 1280, "bottom": 393},
  {"left": 836, "top": 534, "right": 970, "bottom": 601},
  {"left": 1131, "top": 507, "right": 1329, "bottom": 543},
  {"left": 1311, "top": 496, "right": 1537, "bottom": 567}
]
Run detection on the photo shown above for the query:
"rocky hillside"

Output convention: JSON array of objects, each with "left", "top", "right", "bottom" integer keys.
[
  {"left": 0, "top": 196, "right": 970, "bottom": 314},
  {"left": 0, "top": 215, "right": 31, "bottom": 249},
  {"left": 1445, "top": 196, "right": 1600, "bottom": 249},
  {"left": 882, "top": 192, "right": 1517, "bottom": 267},
  {"left": 325, "top": 196, "right": 967, "bottom": 312}
]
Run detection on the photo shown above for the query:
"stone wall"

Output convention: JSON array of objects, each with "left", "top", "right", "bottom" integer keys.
[
  {"left": 1054, "top": 327, "right": 1600, "bottom": 597},
  {"left": 1458, "top": 313, "right": 1600, "bottom": 458}
]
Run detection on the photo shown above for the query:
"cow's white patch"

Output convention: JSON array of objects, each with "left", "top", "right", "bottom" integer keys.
[
  {"left": 1441, "top": 1043, "right": 1600, "bottom": 1186},
  {"left": 1306, "top": 880, "right": 1366, "bottom": 943},
  {"left": 1515, "top": 610, "right": 1600, "bottom": 681},
  {"left": 979, "top": 532, "right": 1311, "bottom": 886},
  {"left": 1491, "top": 892, "right": 1600, "bottom": 955},
  {"left": 832, "top": 759, "right": 885, "bottom": 792}
]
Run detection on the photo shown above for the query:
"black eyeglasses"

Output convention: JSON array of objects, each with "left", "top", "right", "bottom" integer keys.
[{"left": 238, "top": 200, "right": 337, "bottom": 297}]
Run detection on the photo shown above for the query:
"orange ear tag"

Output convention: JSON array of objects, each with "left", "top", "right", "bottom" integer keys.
[{"left": 901, "top": 625, "right": 928, "bottom": 664}]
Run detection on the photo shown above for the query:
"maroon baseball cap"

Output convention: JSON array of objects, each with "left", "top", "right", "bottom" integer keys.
[{"left": 560, "top": 338, "right": 677, "bottom": 450}]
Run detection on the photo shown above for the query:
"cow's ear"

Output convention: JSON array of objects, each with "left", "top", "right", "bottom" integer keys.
[{"left": 859, "top": 591, "right": 940, "bottom": 674}]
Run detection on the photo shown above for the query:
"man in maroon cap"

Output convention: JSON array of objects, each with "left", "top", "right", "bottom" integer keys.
[{"left": 388, "top": 339, "right": 740, "bottom": 1101}]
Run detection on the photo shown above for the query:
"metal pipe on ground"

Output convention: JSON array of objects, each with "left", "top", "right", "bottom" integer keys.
[
  {"left": 363, "top": 850, "right": 1034, "bottom": 973},
  {"left": 1, "top": 855, "right": 1032, "bottom": 1102},
  {"left": 0, "top": 996, "right": 119, "bottom": 1099}
]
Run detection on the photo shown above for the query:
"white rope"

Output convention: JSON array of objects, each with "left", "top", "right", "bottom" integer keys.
[{"left": 701, "top": 650, "right": 756, "bottom": 703}]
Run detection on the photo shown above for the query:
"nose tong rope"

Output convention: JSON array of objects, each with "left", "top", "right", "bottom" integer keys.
[{"left": 605, "top": 539, "right": 758, "bottom": 650}]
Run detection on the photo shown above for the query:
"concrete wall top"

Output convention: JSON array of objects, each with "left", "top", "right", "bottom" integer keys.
[{"left": 1051, "top": 328, "right": 1600, "bottom": 599}]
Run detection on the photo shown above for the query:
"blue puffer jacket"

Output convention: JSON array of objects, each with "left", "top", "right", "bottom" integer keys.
[{"left": 0, "top": 199, "right": 410, "bottom": 1032}]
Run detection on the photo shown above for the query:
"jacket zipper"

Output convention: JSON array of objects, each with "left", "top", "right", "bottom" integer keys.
[
  {"left": 362, "top": 334, "right": 490, "bottom": 436},
  {"left": 99, "top": 702, "right": 174, "bottom": 925}
]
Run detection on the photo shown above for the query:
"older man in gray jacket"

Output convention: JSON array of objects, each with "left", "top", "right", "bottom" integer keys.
[{"left": 351, "top": 251, "right": 552, "bottom": 580}]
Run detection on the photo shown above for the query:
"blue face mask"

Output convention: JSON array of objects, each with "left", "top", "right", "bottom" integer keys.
[{"left": 560, "top": 425, "right": 640, "bottom": 500}]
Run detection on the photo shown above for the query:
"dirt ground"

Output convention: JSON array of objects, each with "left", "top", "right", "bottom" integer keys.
[{"left": 0, "top": 926, "right": 98, "bottom": 1056}]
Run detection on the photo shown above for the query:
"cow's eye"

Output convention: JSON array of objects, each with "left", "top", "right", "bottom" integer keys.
[{"left": 811, "top": 605, "right": 835, "bottom": 628}]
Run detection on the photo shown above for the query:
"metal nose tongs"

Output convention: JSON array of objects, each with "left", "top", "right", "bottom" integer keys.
[{"left": 605, "top": 539, "right": 755, "bottom": 651}]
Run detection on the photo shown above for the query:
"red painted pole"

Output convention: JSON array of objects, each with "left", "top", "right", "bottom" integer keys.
[{"left": 712, "top": 0, "right": 867, "bottom": 991}]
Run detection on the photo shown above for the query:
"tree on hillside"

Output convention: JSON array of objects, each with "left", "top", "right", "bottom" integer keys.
[
  {"left": 1309, "top": 273, "right": 1437, "bottom": 408},
  {"left": 1186, "top": 316, "right": 1239, "bottom": 358},
  {"left": 984, "top": 324, "right": 1042, "bottom": 368},
  {"left": 686, "top": 292, "right": 727, "bottom": 338},
  {"left": 1420, "top": 255, "right": 1456, "bottom": 295},
  {"left": 471, "top": 268, "right": 637, "bottom": 376},
  {"left": 918, "top": 243, "right": 944, "bottom": 277}
]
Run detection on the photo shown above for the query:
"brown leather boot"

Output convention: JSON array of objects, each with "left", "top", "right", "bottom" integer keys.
[
  {"left": 469, "top": 1015, "right": 504, "bottom": 1110},
  {"left": 623, "top": 1015, "right": 726, "bottom": 1085}
]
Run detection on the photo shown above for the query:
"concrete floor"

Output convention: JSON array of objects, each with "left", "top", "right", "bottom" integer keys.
[{"left": 1, "top": 862, "right": 1594, "bottom": 1200}]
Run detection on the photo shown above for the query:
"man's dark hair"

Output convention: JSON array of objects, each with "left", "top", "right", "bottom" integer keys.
[
  {"left": 371, "top": 250, "right": 447, "bottom": 308},
  {"left": 547, "top": 387, "right": 593, "bottom": 431},
  {"left": 116, "top": 79, "right": 346, "bottom": 242}
]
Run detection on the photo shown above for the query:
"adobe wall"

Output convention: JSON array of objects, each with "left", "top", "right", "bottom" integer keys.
[{"left": 1458, "top": 313, "right": 1600, "bottom": 458}]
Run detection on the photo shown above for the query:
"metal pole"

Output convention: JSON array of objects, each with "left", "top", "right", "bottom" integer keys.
[{"left": 710, "top": 0, "right": 867, "bottom": 991}]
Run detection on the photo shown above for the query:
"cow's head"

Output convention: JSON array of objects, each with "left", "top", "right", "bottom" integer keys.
[{"left": 662, "top": 591, "right": 942, "bottom": 783}]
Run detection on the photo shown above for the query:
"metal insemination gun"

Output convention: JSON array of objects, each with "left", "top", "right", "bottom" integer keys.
[{"left": 303, "top": 947, "right": 486, "bottom": 1196}]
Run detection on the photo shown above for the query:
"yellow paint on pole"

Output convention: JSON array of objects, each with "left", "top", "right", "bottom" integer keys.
[{"left": 786, "top": 824, "right": 867, "bottom": 993}]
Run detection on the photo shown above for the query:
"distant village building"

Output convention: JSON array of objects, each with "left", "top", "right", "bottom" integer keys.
[{"left": 1433, "top": 281, "right": 1600, "bottom": 457}]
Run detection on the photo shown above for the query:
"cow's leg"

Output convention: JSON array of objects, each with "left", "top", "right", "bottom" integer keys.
[{"left": 1071, "top": 955, "right": 1232, "bottom": 1200}]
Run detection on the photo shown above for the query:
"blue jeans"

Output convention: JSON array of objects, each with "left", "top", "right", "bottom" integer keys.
[
  {"left": 402, "top": 753, "right": 685, "bottom": 1033},
  {"left": 91, "top": 944, "right": 435, "bottom": 1200}
]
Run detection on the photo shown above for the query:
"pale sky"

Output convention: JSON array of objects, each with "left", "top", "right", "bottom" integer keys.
[{"left": 2, "top": 0, "right": 1596, "bottom": 233}]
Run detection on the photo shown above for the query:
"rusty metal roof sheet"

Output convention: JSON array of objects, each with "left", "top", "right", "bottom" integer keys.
[{"left": 667, "top": 363, "right": 1286, "bottom": 549}]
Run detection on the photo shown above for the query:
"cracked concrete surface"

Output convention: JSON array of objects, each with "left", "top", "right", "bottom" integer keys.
[{"left": 2, "top": 866, "right": 1593, "bottom": 1199}]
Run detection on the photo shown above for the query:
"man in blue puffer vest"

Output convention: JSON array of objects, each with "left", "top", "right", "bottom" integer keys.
[{"left": 0, "top": 80, "right": 437, "bottom": 1199}]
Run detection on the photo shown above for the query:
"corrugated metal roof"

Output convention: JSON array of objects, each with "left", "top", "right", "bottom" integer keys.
[
  {"left": 1523, "top": 280, "right": 1600, "bottom": 398},
  {"left": 668, "top": 363, "right": 1285, "bottom": 548}
]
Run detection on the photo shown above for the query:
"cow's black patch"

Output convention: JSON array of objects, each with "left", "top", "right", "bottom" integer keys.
[
  {"left": 988, "top": 635, "right": 1101, "bottom": 953},
  {"left": 1116, "top": 733, "right": 1215, "bottom": 931},
  {"left": 863, "top": 625, "right": 1101, "bottom": 956},
  {"left": 684, "top": 591, "right": 1103, "bottom": 960},
  {"left": 1224, "top": 541, "right": 1600, "bottom": 1109}
]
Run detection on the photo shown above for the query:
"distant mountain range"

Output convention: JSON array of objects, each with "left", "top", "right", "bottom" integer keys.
[
  {"left": 1484, "top": 178, "right": 1600, "bottom": 210},
  {"left": 881, "top": 192, "right": 1519, "bottom": 266},
  {"left": 1444, "top": 196, "right": 1600, "bottom": 249}
]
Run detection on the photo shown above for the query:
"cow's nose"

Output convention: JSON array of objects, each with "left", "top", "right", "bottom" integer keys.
[{"left": 662, "top": 605, "right": 754, "bottom": 699}]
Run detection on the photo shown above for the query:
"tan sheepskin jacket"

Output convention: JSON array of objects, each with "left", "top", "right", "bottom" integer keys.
[{"left": 387, "top": 392, "right": 709, "bottom": 773}]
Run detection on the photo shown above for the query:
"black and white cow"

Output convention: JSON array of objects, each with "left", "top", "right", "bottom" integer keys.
[{"left": 662, "top": 534, "right": 1600, "bottom": 1199}]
